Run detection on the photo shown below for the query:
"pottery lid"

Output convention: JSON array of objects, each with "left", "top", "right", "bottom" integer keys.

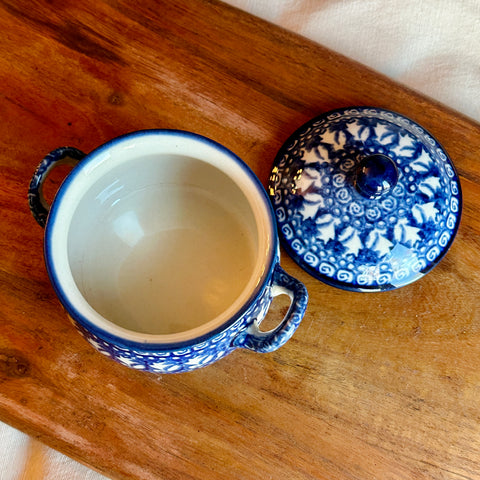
[{"left": 269, "top": 107, "right": 462, "bottom": 291}]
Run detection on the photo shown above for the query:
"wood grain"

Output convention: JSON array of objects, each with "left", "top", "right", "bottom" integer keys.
[{"left": 1, "top": 0, "right": 480, "bottom": 479}]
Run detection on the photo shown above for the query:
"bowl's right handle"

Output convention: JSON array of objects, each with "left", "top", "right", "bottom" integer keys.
[
  {"left": 28, "top": 147, "right": 86, "bottom": 228},
  {"left": 234, "top": 265, "right": 308, "bottom": 353}
]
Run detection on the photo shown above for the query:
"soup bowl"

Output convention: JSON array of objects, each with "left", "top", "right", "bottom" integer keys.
[{"left": 28, "top": 130, "right": 308, "bottom": 373}]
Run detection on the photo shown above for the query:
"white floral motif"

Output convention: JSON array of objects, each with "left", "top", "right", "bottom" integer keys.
[
  {"left": 412, "top": 202, "right": 439, "bottom": 223},
  {"left": 295, "top": 167, "right": 324, "bottom": 202},
  {"left": 346, "top": 120, "right": 370, "bottom": 142},
  {"left": 418, "top": 177, "right": 441, "bottom": 199},
  {"left": 299, "top": 201, "right": 323, "bottom": 220},
  {"left": 315, "top": 214, "right": 340, "bottom": 243},
  {"left": 302, "top": 144, "right": 330, "bottom": 164},
  {"left": 394, "top": 218, "right": 422, "bottom": 246},
  {"left": 321, "top": 128, "right": 348, "bottom": 149},
  {"left": 365, "top": 228, "right": 394, "bottom": 257},
  {"left": 410, "top": 150, "right": 433, "bottom": 172},
  {"left": 338, "top": 226, "right": 363, "bottom": 256},
  {"left": 373, "top": 123, "right": 391, "bottom": 144},
  {"left": 391, "top": 133, "right": 416, "bottom": 157}
]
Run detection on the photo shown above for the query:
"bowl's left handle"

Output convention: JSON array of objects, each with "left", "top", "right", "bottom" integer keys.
[{"left": 28, "top": 147, "right": 86, "bottom": 228}]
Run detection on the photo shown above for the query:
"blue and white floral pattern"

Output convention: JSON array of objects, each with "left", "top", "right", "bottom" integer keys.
[
  {"left": 269, "top": 107, "right": 462, "bottom": 291},
  {"left": 70, "top": 264, "right": 307, "bottom": 373}
]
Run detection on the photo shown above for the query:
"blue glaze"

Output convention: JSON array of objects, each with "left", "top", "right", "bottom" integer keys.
[
  {"left": 355, "top": 154, "right": 399, "bottom": 199},
  {"left": 269, "top": 107, "right": 462, "bottom": 292},
  {"left": 28, "top": 146, "right": 86, "bottom": 227}
]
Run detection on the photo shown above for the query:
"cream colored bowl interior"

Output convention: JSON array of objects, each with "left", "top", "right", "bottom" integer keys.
[{"left": 48, "top": 133, "right": 274, "bottom": 343}]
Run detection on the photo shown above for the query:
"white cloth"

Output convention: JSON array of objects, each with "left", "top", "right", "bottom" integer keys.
[
  {"left": 229, "top": 0, "right": 480, "bottom": 122},
  {"left": 3, "top": 1, "right": 479, "bottom": 478},
  {"left": 0, "top": 422, "right": 106, "bottom": 479}
]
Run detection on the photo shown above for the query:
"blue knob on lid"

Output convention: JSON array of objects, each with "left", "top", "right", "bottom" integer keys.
[{"left": 355, "top": 154, "right": 399, "bottom": 199}]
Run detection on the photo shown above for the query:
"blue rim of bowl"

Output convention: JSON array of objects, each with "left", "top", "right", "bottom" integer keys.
[{"left": 44, "top": 129, "right": 278, "bottom": 350}]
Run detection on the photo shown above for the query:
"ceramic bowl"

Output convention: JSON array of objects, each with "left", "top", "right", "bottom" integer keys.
[{"left": 29, "top": 130, "right": 308, "bottom": 373}]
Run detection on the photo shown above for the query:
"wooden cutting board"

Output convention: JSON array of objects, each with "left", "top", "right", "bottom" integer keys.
[{"left": 1, "top": 1, "right": 480, "bottom": 479}]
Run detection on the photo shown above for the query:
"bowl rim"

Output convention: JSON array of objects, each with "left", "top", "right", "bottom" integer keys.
[{"left": 44, "top": 129, "right": 278, "bottom": 349}]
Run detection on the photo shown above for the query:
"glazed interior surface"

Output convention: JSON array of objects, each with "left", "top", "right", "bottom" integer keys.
[{"left": 66, "top": 150, "right": 263, "bottom": 336}]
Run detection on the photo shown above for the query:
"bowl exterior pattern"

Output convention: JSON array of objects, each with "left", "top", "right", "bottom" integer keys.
[{"left": 71, "top": 270, "right": 275, "bottom": 374}]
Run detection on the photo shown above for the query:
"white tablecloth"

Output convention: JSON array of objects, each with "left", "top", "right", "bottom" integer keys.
[
  {"left": 228, "top": 0, "right": 480, "bottom": 122},
  {"left": 2, "top": 1, "right": 479, "bottom": 478}
]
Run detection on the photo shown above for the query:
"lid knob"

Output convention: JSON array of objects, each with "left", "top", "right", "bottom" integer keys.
[{"left": 355, "top": 154, "right": 399, "bottom": 199}]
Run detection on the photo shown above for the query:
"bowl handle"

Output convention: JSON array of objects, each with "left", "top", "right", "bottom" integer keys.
[
  {"left": 28, "top": 147, "right": 86, "bottom": 228},
  {"left": 234, "top": 265, "right": 308, "bottom": 353}
]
